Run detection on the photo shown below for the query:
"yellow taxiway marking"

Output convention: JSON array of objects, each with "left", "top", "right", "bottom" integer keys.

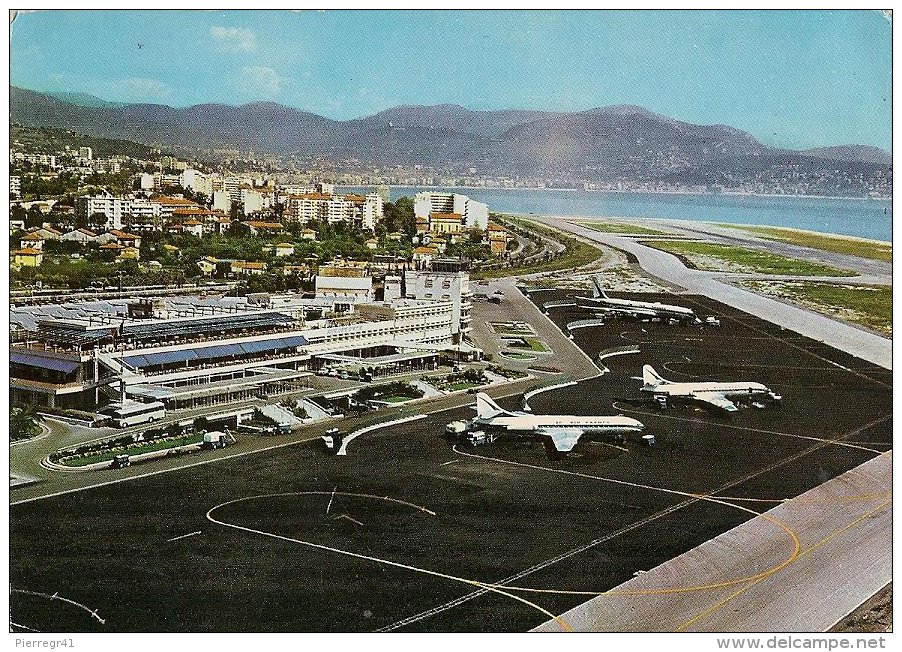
[
  {"left": 675, "top": 498, "right": 892, "bottom": 632},
  {"left": 453, "top": 446, "right": 803, "bottom": 599}
]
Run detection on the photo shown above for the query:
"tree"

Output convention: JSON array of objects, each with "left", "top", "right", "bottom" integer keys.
[
  {"left": 10, "top": 204, "right": 27, "bottom": 226},
  {"left": 88, "top": 212, "right": 108, "bottom": 229},
  {"left": 25, "top": 205, "right": 45, "bottom": 229},
  {"left": 10, "top": 408, "right": 41, "bottom": 441},
  {"left": 382, "top": 197, "right": 416, "bottom": 237}
]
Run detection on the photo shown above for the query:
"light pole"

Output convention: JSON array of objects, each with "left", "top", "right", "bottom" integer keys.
[{"left": 116, "top": 269, "right": 126, "bottom": 298}]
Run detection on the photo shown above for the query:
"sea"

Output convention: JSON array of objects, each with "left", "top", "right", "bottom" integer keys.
[{"left": 337, "top": 187, "right": 892, "bottom": 242}]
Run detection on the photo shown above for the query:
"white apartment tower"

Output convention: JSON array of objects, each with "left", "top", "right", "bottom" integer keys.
[{"left": 414, "top": 192, "right": 489, "bottom": 230}]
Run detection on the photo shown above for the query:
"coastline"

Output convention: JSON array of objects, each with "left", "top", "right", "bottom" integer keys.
[
  {"left": 514, "top": 214, "right": 893, "bottom": 246},
  {"left": 335, "top": 185, "right": 892, "bottom": 241},
  {"left": 339, "top": 184, "right": 891, "bottom": 202}
]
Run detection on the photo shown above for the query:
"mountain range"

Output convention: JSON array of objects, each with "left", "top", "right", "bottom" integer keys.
[{"left": 10, "top": 86, "right": 892, "bottom": 187}]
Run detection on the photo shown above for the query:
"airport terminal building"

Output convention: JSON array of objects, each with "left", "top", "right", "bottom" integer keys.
[{"left": 10, "top": 292, "right": 475, "bottom": 414}]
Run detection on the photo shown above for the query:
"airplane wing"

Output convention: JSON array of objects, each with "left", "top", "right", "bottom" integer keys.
[
  {"left": 691, "top": 392, "right": 739, "bottom": 412},
  {"left": 538, "top": 428, "right": 585, "bottom": 453}
]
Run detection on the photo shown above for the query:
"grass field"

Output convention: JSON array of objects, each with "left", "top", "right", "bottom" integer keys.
[
  {"left": 722, "top": 225, "right": 892, "bottom": 262},
  {"left": 578, "top": 221, "right": 670, "bottom": 236},
  {"left": 473, "top": 217, "right": 605, "bottom": 280},
  {"left": 509, "top": 337, "right": 550, "bottom": 353},
  {"left": 640, "top": 240, "right": 857, "bottom": 276},
  {"left": 490, "top": 322, "right": 535, "bottom": 336},
  {"left": 741, "top": 281, "right": 892, "bottom": 336}
]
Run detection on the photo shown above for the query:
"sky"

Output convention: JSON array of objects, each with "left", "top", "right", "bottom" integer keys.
[{"left": 9, "top": 9, "right": 892, "bottom": 150}]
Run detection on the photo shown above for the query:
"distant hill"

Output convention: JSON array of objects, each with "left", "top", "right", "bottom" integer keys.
[
  {"left": 353, "top": 104, "right": 565, "bottom": 138},
  {"left": 11, "top": 124, "right": 169, "bottom": 159},
  {"left": 486, "top": 107, "right": 766, "bottom": 176},
  {"left": 9, "top": 86, "right": 891, "bottom": 193},
  {"left": 802, "top": 145, "right": 892, "bottom": 165},
  {"left": 46, "top": 91, "right": 129, "bottom": 109}
]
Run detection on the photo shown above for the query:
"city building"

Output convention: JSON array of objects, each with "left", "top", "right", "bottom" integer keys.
[
  {"left": 274, "top": 243, "right": 295, "bottom": 257},
  {"left": 412, "top": 246, "right": 438, "bottom": 267},
  {"left": 137, "top": 173, "right": 155, "bottom": 191},
  {"left": 403, "top": 269, "right": 472, "bottom": 339},
  {"left": 231, "top": 261, "right": 268, "bottom": 275},
  {"left": 76, "top": 193, "right": 159, "bottom": 231},
  {"left": 182, "top": 219, "right": 204, "bottom": 237},
  {"left": 414, "top": 192, "right": 489, "bottom": 230},
  {"left": 285, "top": 191, "right": 383, "bottom": 229},
  {"left": 10, "top": 248, "right": 44, "bottom": 267},
  {"left": 19, "top": 232, "right": 46, "bottom": 250},
  {"left": 315, "top": 275, "right": 374, "bottom": 302},
  {"left": 61, "top": 228, "right": 100, "bottom": 244},
  {"left": 150, "top": 195, "right": 203, "bottom": 220},
  {"left": 10, "top": 175, "right": 21, "bottom": 199},
  {"left": 212, "top": 190, "right": 232, "bottom": 213},
  {"left": 243, "top": 220, "right": 284, "bottom": 236},
  {"left": 487, "top": 222, "right": 511, "bottom": 255},
  {"left": 180, "top": 168, "right": 213, "bottom": 197},
  {"left": 197, "top": 256, "right": 218, "bottom": 276}
]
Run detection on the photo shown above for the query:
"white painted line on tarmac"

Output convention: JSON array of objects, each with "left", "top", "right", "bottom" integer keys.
[
  {"left": 332, "top": 513, "right": 364, "bottom": 526},
  {"left": 326, "top": 486, "right": 337, "bottom": 515},
  {"left": 167, "top": 531, "right": 202, "bottom": 543}
]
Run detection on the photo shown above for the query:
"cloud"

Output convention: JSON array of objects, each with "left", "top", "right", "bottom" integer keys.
[
  {"left": 115, "top": 77, "right": 172, "bottom": 101},
  {"left": 210, "top": 26, "right": 257, "bottom": 52},
  {"left": 233, "top": 66, "right": 284, "bottom": 98}
]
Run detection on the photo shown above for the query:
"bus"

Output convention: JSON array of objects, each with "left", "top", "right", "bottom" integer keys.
[{"left": 100, "top": 401, "right": 167, "bottom": 428}]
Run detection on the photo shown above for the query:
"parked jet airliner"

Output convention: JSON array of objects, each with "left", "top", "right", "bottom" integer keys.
[
  {"left": 576, "top": 276, "right": 697, "bottom": 321},
  {"left": 639, "top": 365, "right": 781, "bottom": 412},
  {"left": 471, "top": 393, "right": 644, "bottom": 453}
]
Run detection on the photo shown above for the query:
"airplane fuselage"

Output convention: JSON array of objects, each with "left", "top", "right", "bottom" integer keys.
[
  {"left": 576, "top": 296, "right": 695, "bottom": 319},
  {"left": 644, "top": 381, "right": 773, "bottom": 399},
  {"left": 476, "top": 414, "right": 644, "bottom": 434}
]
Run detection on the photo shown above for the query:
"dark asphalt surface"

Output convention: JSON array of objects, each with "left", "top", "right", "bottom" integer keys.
[{"left": 9, "top": 291, "right": 891, "bottom": 632}]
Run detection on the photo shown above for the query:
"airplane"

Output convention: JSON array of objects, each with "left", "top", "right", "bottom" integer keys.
[
  {"left": 573, "top": 276, "right": 697, "bottom": 321},
  {"left": 638, "top": 365, "right": 781, "bottom": 413},
  {"left": 470, "top": 392, "right": 645, "bottom": 455}
]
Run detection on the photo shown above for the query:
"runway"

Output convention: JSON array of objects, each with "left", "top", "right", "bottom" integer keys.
[
  {"left": 531, "top": 452, "right": 892, "bottom": 632},
  {"left": 527, "top": 216, "right": 892, "bottom": 370}
]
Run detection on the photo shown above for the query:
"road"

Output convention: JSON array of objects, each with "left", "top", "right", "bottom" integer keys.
[
  {"left": 532, "top": 451, "right": 892, "bottom": 632},
  {"left": 528, "top": 216, "right": 892, "bottom": 370}
]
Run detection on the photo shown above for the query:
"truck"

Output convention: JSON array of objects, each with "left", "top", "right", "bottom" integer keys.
[
  {"left": 322, "top": 427, "right": 343, "bottom": 453},
  {"left": 445, "top": 420, "right": 468, "bottom": 437},
  {"left": 202, "top": 431, "right": 227, "bottom": 450},
  {"left": 110, "top": 454, "right": 131, "bottom": 469},
  {"left": 466, "top": 430, "right": 496, "bottom": 446}
]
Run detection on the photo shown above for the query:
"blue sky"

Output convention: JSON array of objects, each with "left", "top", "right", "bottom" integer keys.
[{"left": 10, "top": 9, "right": 892, "bottom": 150}]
